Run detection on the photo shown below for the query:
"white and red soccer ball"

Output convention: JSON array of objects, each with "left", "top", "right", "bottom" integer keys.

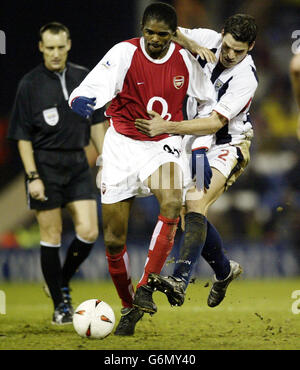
[{"left": 73, "top": 299, "right": 115, "bottom": 339}]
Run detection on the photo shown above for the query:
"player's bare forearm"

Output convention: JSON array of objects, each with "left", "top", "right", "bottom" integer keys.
[
  {"left": 173, "top": 29, "right": 216, "bottom": 64},
  {"left": 135, "top": 110, "right": 226, "bottom": 137}
]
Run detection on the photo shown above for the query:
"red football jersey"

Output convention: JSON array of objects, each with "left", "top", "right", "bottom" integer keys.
[
  {"left": 69, "top": 37, "right": 215, "bottom": 141},
  {"left": 106, "top": 38, "right": 189, "bottom": 141}
]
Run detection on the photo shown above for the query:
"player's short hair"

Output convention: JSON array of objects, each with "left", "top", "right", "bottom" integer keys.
[
  {"left": 39, "top": 22, "right": 71, "bottom": 41},
  {"left": 223, "top": 14, "right": 257, "bottom": 45},
  {"left": 142, "top": 2, "right": 177, "bottom": 33}
]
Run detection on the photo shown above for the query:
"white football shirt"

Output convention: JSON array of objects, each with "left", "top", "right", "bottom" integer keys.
[{"left": 179, "top": 27, "right": 258, "bottom": 146}]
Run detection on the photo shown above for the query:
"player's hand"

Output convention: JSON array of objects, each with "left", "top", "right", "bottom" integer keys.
[
  {"left": 195, "top": 47, "right": 217, "bottom": 64},
  {"left": 71, "top": 96, "right": 96, "bottom": 119},
  {"left": 173, "top": 29, "right": 216, "bottom": 64},
  {"left": 191, "top": 148, "right": 212, "bottom": 190},
  {"left": 135, "top": 111, "right": 167, "bottom": 137},
  {"left": 29, "top": 179, "right": 47, "bottom": 202}
]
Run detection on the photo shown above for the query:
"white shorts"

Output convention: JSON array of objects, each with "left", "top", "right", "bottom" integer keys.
[
  {"left": 99, "top": 127, "right": 185, "bottom": 204},
  {"left": 182, "top": 135, "right": 244, "bottom": 194}
]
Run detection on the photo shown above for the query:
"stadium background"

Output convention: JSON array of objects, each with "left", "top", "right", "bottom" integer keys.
[{"left": 0, "top": 0, "right": 299, "bottom": 281}]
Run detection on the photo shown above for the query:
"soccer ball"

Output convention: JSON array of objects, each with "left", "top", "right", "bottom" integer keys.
[{"left": 73, "top": 299, "right": 115, "bottom": 339}]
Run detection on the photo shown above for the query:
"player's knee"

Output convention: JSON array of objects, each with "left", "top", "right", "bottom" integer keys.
[
  {"left": 103, "top": 229, "right": 126, "bottom": 255},
  {"left": 160, "top": 197, "right": 182, "bottom": 219},
  {"left": 78, "top": 228, "right": 99, "bottom": 243},
  {"left": 75, "top": 221, "right": 99, "bottom": 243}
]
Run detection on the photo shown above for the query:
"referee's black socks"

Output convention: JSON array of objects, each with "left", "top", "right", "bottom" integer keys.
[
  {"left": 40, "top": 243, "right": 63, "bottom": 308},
  {"left": 61, "top": 235, "right": 94, "bottom": 288}
]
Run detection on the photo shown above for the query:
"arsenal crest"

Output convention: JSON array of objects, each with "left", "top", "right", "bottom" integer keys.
[{"left": 173, "top": 76, "right": 184, "bottom": 89}]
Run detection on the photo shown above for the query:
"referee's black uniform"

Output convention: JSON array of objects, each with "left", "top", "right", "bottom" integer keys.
[{"left": 7, "top": 62, "right": 105, "bottom": 210}]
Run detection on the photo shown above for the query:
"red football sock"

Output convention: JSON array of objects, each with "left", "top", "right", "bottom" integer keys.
[
  {"left": 137, "top": 214, "right": 179, "bottom": 289},
  {"left": 106, "top": 245, "right": 134, "bottom": 308}
]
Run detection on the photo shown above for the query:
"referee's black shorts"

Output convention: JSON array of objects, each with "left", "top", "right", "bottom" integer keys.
[{"left": 26, "top": 149, "right": 96, "bottom": 210}]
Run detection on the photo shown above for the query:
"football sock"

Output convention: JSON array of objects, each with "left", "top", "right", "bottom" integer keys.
[
  {"left": 61, "top": 235, "right": 94, "bottom": 287},
  {"left": 173, "top": 212, "right": 207, "bottom": 288},
  {"left": 137, "top": 214, "right": 179, "bottom": 289},
  {"left": 201, "top": 221, "right": 231, "bottom": 280},
  {"left": 40, "top": 243, "right": 63, "bottom": 308},
  {"left": 106, "top": 245, "right": 134, "bottom": 308}
]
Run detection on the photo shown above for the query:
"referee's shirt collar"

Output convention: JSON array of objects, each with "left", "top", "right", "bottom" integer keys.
[{"left": 41, "top": 62, "right": 68, "bottom": 78}]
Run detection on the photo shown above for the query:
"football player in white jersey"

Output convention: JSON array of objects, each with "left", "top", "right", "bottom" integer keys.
[
  {"left": 135, "top": 14, "right": 258, "bottom": 309},
  {"left": 69, "top": 2, "right": 216, "bottom": 335}
]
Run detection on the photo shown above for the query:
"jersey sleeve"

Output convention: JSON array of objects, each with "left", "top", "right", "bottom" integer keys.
[
  {"left": 180, "top": 49, "right": 216, "bottom": 115},
  {"left": 213, "top": 71, "right": 258, "bottom": 120},
  {"left": 178, "top": 27, "right": 221, "bottom": 49},
  {"left": 7, "top": 78, "right": 33, "bottom": 141},
  {"left": 69, "top": 42, "right": 137, "bottom": 110}
]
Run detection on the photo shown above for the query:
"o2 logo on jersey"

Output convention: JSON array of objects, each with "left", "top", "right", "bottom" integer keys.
[{"left": 147, "top": 97, "right": 172, "bottom": 121}]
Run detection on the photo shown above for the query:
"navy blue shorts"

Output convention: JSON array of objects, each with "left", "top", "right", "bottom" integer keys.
[{"left": 26, "top": 149, "right": 96, "bottom": 210}]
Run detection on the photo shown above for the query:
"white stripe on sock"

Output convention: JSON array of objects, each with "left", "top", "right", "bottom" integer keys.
[
  {"left": 123, "top": 250, "right": 131, "bottom": 281},
  {"left": 40, "top": 241, "right": 61, "bottom": 248},
  {"left": 76, "top": 234, "right": 96, "bottom": 244}
]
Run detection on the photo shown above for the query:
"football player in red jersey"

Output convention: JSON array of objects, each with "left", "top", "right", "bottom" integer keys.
[{"left": 69, "top": 2, "right": 216, "bottom": 335}]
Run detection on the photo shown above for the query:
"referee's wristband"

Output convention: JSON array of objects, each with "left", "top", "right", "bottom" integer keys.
[
  {"left": 26, "top": 171, "right": 40, "bottom": 183},
  {"left": 28, "top": 176, "right": 41, "bottom": 183}
]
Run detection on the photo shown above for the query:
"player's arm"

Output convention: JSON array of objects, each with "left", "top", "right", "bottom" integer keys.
[
  {"left": 69, "top": 42, "right": 135, "bottom": 117},
  {"left": 173, "top": 28, "right": 216, "bottom": 63},
  {"left": 135, "top": 110, "right": 227, "bottom": 137},
  {"left": 17, "top": 140, "right": 46, "bottom": 201},
  {"left": 290, "top": 54, "right": 300, "bottom": 140}
]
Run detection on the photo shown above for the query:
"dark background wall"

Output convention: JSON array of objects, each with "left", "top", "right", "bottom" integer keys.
[{"left": 0, "top": 0, "right": 138, "bottom": 116}]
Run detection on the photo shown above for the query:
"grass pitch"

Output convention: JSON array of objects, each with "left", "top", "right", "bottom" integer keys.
[{"left": 0, "top": 278, "right": 299, "bottom": 350}]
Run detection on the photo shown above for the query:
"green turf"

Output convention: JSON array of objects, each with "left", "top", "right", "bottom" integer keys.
[{"left": 0, "top": 278, "right": 299, "bottom": 350}]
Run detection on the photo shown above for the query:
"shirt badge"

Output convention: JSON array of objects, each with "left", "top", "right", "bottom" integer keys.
[
  {"left": 214, "top": 79, "right": 224, "bottom": 91},
  {"left": 173, "top": 76, "right": 185, "bottom": 89},
  {"left": 42, "top": 107, "right": 59, "bottom": 126}
]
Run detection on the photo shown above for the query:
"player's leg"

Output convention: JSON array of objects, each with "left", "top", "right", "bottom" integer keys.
[
  {"left": 61, "top": 199, "right": 99, "bottom": 302},
  {"left": 36, "top": 208, "right": 72, "bottom": 324},
  {"left": 133, "top": 162, "right": 182, "bottom": 313},
  {"left": 102, "top": 199, "right": 134, "bottom": 308},
  {"left": 148, "top": 168, "right": 227, "bottom": 305},
  {"left": 149, "top": 141, "right": 249, "bottom": 306},
  {"left": 102, "top": 199, "right": 143, "bottom": 336}
]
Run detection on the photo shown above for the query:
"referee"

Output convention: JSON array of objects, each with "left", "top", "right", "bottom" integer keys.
[{"left": 7, "top": 22, "right": 107, "bottom": 325}]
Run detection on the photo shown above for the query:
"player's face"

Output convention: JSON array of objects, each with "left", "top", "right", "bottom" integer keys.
[
  {"left": 142, "top": 19, "right": 174, "bottom": 59},
  {"left": 220, "top": 33, "right": 254, "bottom": 68},
  {"left": 39, "top": 30, "right": 71, "bottom": 72}
]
